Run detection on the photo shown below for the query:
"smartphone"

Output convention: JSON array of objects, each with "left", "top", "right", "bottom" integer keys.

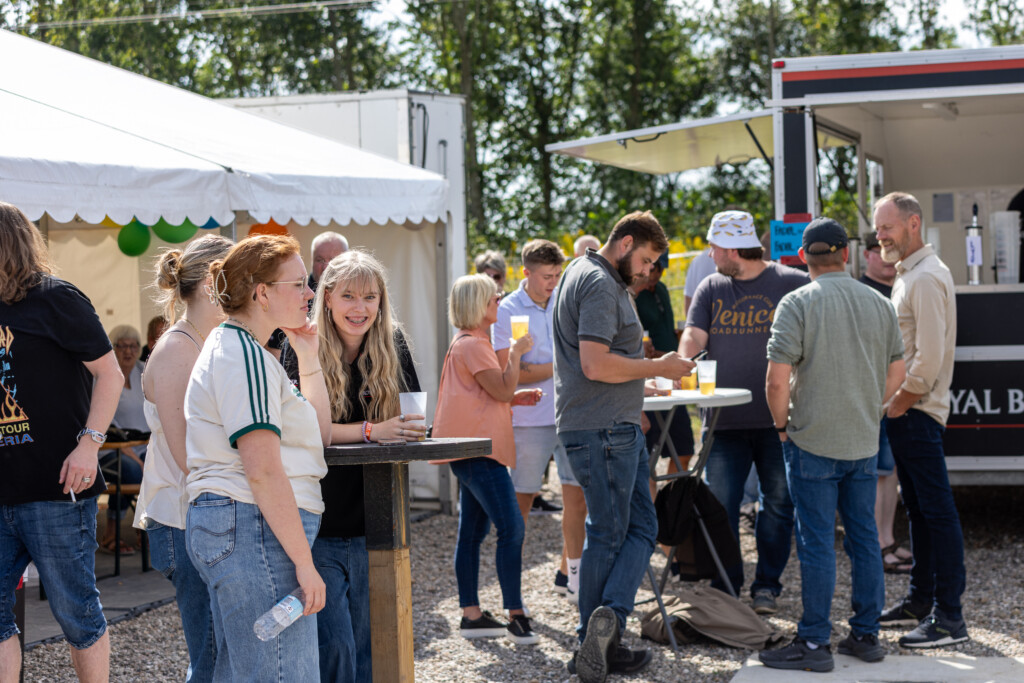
[{"left": 689, "top": 349, "right": 709, "bottom": 362}]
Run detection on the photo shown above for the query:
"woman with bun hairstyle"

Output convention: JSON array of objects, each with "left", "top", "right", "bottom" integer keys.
[
  {"left": 279, "top": 249, "right": 424, "bottom": 682},
  {"left": 185, "top": 234, "right": 332, "bottom": 682},
  {"left": 432, "top": 274, "right": 542, "bottom": 645},
  {"left": 132, "top": 234, "right": 231, "bottom": 682}
]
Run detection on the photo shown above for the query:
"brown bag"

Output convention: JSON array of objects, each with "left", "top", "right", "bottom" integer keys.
[{"left": 641, "top": 586, "right": 784, "bottom": 650}]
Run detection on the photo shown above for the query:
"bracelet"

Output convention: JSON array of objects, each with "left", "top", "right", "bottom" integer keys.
[
  {"left": 776, "top": 424, "right": 788, "bottom": 433},
  {"left": 300, "top": 367, "right": 323, "bottom": 378},
  {"left": 362, "top": 421, "right": 373, "bottom": 443}
]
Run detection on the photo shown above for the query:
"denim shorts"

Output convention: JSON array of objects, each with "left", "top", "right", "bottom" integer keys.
[
  {"left": 874, "top": 418, "right": 894, "bottom": 475},
  {"left": 510, "top": 425, "right": 578, "bottom": 493},
  {"left": 0, "top": 499, "right": 107, "bottom": 649}
]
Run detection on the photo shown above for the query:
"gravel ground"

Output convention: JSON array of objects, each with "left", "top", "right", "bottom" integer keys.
[{"left": 23, "top": 484, "right": 1024, "bottom": 682}]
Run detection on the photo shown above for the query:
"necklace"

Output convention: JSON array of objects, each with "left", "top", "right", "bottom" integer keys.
[
  {"left": 181, "top": 317, "right": 206, "bottom": 343},
  {"left": 227, "top": 317, "right": 258, "bottom": 340}
]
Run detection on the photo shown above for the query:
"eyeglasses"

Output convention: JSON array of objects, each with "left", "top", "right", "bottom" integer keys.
[
  {"left": 266, "top": 278, "right": 308, "bottom": 287},
  {"left": 114, "top": 342, "right": 140, "bottom": 351}
]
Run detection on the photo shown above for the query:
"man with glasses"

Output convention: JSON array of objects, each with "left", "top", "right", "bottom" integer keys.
[
  {"left": 310, "top": 231, "right": 349, "bottom": 292},
  {"left": 474, "top": 250, "right": 508, "bottom": 293}
]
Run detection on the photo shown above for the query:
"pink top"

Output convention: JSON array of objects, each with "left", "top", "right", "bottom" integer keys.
[{"left": 431, "top": 329, "right": 515, "bottom": 467}]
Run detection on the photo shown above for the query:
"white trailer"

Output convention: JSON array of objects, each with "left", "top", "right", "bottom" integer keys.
[
  {"left": 228, "top": 90, "right": 468, "bottom": 508},
  {"left": 548, "top": 46, "right": 1024, "bottom": 483}
]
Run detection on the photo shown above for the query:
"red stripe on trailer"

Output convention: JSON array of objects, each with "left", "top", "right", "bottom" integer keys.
[
  {"left": 783, "top": 213, "right": 813, "bottom": 222},
  {"left": 781, "top": 59, "right": 1024, "bottom": 82}
]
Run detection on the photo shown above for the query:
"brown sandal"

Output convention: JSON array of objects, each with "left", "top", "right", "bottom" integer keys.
[{"left": 881, "top": 543, "right": 911, "bottom": 574}]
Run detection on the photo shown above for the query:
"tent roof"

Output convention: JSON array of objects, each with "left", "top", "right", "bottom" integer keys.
[{"left": 0, "top": 30, "right": 447, "bottom": 227}]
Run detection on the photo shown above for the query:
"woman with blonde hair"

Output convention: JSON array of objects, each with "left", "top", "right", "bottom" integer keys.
[
  {"left": 132, "top": 233, "right": 232, "bottom": 682},
  {"left": 432, "top": 274, "right": 541, "bottom": 645},
  {"left": 185, "top": 234, "right": 331, "bottom": 682},
  {"left": 279, "top": 249, "right": 424, "bottom": 683}
]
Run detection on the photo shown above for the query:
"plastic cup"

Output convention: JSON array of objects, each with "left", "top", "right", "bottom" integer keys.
[
  {"left": 399, "top": 392, "right": 428, "bottom": 440},
  {"left": 654, "top": 376, "right": 672, "bottom": 392},
  {"left": 510, "top": 315, "right": 530, "bottom": 340},
  {"left": 696, "top": 360, "right": 717, "bottom": 396},
  {"left": 678, "top": 373, "right": 697, "bottom": 391}
]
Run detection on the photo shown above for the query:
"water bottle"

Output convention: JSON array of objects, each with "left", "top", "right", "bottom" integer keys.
[{"left": 253, "top": 588, "right": 305, "bottom": 641}]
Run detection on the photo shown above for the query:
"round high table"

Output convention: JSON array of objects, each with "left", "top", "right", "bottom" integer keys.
[
  {"left": 643, "top": 387, "right": 752, "bottom": 478},
  {"left": 324, "top": 437, "right": 491, "bottom": 683}
]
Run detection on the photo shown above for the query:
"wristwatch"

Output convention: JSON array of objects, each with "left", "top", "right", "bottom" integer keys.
[{"left": 77, "top": 428, "right": 107, "bottom": 445}]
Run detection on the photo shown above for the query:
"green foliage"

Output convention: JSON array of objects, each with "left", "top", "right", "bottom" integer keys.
[{"left": 970, "top": 0, "right": 1024, "bottom": 45}]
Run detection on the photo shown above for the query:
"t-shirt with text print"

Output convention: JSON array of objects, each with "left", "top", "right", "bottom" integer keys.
[{"left": 686, "top": 262, "right": 809, "bottom": 430}]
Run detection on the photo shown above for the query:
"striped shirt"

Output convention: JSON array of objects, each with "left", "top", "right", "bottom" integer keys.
[{"left": 185, "top": 323, "right": 326, "bottom": 513}]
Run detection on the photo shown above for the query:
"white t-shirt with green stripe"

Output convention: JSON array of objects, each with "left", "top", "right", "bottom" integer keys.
[{"left": 185, "top": 323, "right": 326, "bottom": 514}]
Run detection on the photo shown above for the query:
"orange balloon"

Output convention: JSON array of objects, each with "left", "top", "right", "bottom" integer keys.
[{"left": 247, "top": 220, "right": 288, "bottom": 237}]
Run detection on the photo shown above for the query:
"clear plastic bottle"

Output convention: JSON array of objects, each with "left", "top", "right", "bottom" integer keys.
[{"left": 253, "top": 588, "right": 305, "bottom": 641}]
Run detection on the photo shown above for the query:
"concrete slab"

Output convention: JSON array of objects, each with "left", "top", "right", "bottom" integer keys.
[
  {"left": 732, "top": 654, "right": 1024, "bottom": 682},
  {"left": 20, "top": 547, "right": 176, "bottom": 647}
]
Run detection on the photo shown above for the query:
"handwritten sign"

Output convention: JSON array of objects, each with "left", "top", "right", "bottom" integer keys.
[{"left": 770, "top": 220, "right": 809, "bottom": 258}]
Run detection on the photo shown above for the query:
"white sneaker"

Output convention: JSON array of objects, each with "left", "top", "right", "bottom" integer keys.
[{"left": 566, "top": 586, "right": 579, "bottom": 604}]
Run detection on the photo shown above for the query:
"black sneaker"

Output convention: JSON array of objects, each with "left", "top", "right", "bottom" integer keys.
[
  {"left": 459, "top": 610, "right": 507, "bottom": 639},
  {"left": 751, "top": 589, "right": 778, "bottom": 615},
  {"left": 880, "top": 596, "right": 931, "bottom": 628},
  {"left": 553, "top": 570, "right": 568, "bottom": 595},
  {"left": 531, "top": 495, "right": 563, "bottom": 515},
  {"left": 576, "top": 606, "right": 619, "bottom": 683},
  {"left": 506, "top": 614, "right": 539, "bottom": 645},
  {"left": 837, "top": 632, "right": 886, "bottom": 662},
  {"left": 568, "top": 645, "right": 652, "bottom": 676},
  {"left": 898, "top": 611, "right": 970, "bottom": 648},
  {"left": 759, "top": 637, "right": 834, "bottom": 672}
]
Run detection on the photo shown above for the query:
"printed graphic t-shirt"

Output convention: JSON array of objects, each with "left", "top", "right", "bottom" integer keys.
[
  {"left": 0, "top": 276, "right": 110, "bottom": 504},
  {"left": 686, "top": 262, "right": 809, "bottom": 430}
]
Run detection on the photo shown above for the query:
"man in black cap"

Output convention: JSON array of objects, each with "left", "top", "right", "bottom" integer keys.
[{"left": 760, "top": 217, "right": 906, "bottom": 672}]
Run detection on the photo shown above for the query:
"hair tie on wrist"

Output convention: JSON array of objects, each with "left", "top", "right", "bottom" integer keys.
[{"left": 362, "top": 421, "right": 373, "bottom": 443}]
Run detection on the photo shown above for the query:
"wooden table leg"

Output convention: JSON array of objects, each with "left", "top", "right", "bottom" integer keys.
[{"left": 363, "top": 462, "right": 414, "bottom": 683}]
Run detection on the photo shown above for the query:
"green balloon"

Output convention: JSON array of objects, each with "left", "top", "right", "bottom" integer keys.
[
  {"left": 117, "top": 221, "right": 151, "bottom": 256},
  {"left": 152, "top": 218, "right": 199, "bottom": 243}
]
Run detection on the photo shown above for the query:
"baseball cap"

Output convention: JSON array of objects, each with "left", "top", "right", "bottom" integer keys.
[
  {"left": 862, "top": 232, "right": 881, "bottom": 250},
  {"left": 706, "top": 211, "right": 762, "bottom": 249},
  {"left": 656, "top": 251, "right": 669, "bottom": 270},
  {"left": 802, "top": 217, "right": 849, "bottom": 255}
]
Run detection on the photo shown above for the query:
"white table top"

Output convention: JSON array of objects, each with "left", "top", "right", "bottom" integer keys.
[{"left": 642, "top": 387, "right": 752, "bottom": 412}]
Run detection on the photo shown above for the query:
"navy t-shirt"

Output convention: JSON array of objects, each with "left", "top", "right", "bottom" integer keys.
[
  {"left": 281, "top": 329, "right": 419, "bottom": 538},
  {"left": 0, "top": 276, "right": 110, "bottom": 504},
  {"left": 686, "top": 262, "right": 810, "bottom": 430}
]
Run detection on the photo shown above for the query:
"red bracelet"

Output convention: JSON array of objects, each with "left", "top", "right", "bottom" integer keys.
[{"left": 362, "top": 421, "right": 373, "bottom": 443}]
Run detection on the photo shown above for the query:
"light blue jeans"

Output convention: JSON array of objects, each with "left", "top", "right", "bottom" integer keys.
[
  {"left": 187, "top": 494, "right": 321, "bottom": 683},
  {"left": 783, "top": 441, "right": 884, "bottom": 644},
  {"left": 148, "top": 521, "right": 216, "bottom": 682},
  {"left": 311, "top": 536, "right": 371, "bottom": 683},
  {"left": 560, "top": 424, "right": 657, "bottom": 641}
]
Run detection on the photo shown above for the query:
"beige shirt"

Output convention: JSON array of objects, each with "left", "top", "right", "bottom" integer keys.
[
  {"left": 185, "top": 324, "right": 326, "bottom": 514},
  {"left": 133, "top": 399, "right": 188, "bottom": 530},
  {"left": 892, "top": 245, "right": 957, "bottom": 425}
]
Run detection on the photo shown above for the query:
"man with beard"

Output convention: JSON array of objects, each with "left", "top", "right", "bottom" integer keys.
[
  {"left": 553, "top": 211, "right": 693, "bottom": 683},
  {"left": 873, "top": 192, "right": 969, "bottom": 648},
  {"left": 679, "top": 210, "right": 808, "bottom": 614}
]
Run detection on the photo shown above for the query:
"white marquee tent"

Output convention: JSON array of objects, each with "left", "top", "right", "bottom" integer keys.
[{"left": 0, "top": 30, "right": 457, "bottom": 501}]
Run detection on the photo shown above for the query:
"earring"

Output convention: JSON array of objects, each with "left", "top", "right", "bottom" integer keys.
[{"left": 262, "top": 302, "right": 269, "bottom": 313}]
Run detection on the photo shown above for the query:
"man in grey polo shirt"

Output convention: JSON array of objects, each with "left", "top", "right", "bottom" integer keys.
[
  {"left": 554, "top": 210, "right": 693, "bottom": 683},
  {"left": 761, "top": 218, "right": 905, "bottom": 672}
]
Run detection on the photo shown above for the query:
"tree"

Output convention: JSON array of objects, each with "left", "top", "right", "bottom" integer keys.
[{"left": 970, "top": 0, "right": 1024, "bottom": 44}]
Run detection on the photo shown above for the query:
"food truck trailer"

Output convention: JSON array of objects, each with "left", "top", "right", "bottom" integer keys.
[{"left": 547, "top": 46, "right": 1024, "bottom": 484}]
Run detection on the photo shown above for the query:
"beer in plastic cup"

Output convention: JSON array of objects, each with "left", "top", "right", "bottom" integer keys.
[
  {"left": 510, "top": 315, "right": 530, "bottom": 340},
  {"left": 697, "top": 360, "right": 717, "bottom": 396},
  {"left": 679, "top": 373, "right": 697, "bottom": 391},
  {"left": 654, "top": 376, "right": 672, "bottom": 392},
  {"left": 399, "top": 392, "right": 428, "bottom": 440}
]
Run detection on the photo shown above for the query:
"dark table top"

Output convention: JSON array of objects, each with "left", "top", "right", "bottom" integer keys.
[{"left": 324, "top": 437, "right": 491, "bottom": 466}]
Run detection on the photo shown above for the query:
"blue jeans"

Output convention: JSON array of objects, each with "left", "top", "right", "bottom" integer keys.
[
  {"left": 187, "top": 494, "right": 321, "bottom": 683},
  {"left": 886, "top": 410, "right": 966, "bottom": 620},
  {"left": 783, "top": 441, "right": 884, "bottom": 644},
  {"left": 148, "top": 522, "right": 216, "bottom": 682},
  {"left": 0, "top": 499, "right": 106, "bottom": 649},
  {"left": 448, "top": 458, "right": 525, "bottom": 610},
  {"left": 560, "top": 424, "right": 657, "bottom": 640},
  {"left": 99, "top": 449, "right": 144, "bottom": 520},
  {"left": 875, "top": 417, "right": 894, "bottom": 475},
  {"left": 311, "top": 536, "right": 371, "bottom": 683},
  {"left": 703, "top": 427, "right": 795, "bottom": 596}
]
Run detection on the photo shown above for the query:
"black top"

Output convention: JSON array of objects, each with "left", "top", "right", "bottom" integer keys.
[
  {"left": 0, "top": 276, "right": 110, "bottom": 504},
  {"left": 281, "top": 328, "right": 419, "bottom": 538},
  {"left": 859, "top": 273, "right": 893, "bottom": 299}
]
